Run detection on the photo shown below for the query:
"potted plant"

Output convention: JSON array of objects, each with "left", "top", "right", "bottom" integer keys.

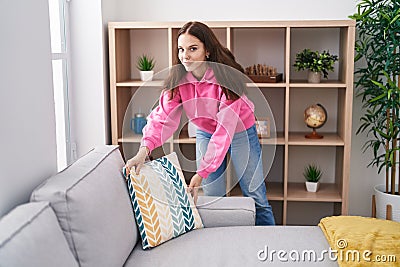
[
  {"left": 137, "top": 54, "right": 155, "bottom": 81},
  {"left": 303, "top": 164, "right": 322, "bottom": 192},
  {"left": 293, "top": 49, "right": 338, "bottom": 83},
  {"left": 349, "top": 0, "right": 400, "bottom": 221}
]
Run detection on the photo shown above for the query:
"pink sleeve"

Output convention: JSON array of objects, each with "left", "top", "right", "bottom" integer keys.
[
  {"left": 141, "top": 90, "right": 182, "bottom": 153},
  {"left": 197, "top": 96, "right": 244, "bottom": 179}
]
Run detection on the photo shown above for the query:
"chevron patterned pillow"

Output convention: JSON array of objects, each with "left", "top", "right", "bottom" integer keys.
[{"left": 123, "top": 152, "right": 203, "bottom": 249}]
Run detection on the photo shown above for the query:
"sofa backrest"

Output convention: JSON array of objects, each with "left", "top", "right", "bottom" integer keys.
[
  {"left": 0, "top": 202, "right": 79, "bottom": 267},
  {"left": 31, "top": 145, "right": 138, "bottom": 267}
]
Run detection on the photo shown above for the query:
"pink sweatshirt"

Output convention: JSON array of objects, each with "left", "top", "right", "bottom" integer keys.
[{"left": 141, "top": 67, "right": 255, "bottom": 178}]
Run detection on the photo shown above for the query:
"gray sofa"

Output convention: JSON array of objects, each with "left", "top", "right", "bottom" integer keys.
[{"left": 0, "top": 145, "right": 337, "bottom": 266}]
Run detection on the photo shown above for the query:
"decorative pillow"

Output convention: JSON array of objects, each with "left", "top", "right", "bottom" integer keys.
[{"left": 123, "top": 152, "right": 203, "bottom": 249}]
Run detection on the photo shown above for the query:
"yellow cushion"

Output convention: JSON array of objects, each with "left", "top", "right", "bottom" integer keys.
[{"left": 319, "top": 216, "right": 400, "bottom": 266}]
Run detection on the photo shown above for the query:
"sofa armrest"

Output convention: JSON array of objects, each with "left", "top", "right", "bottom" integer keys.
[{"left": 196, "top": 196, "right": 255, "bottom": 227}]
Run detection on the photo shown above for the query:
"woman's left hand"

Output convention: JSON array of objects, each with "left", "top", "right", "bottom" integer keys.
[{"left": 188, "top": 173, "right": 202, "bottom": 205}]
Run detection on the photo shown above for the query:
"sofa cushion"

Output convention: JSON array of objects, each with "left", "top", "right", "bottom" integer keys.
[
  {"left": 0, "top": 202, "right": 78, "bottom": 267},
  {"left": 124, "top": 226, "right": 337, "bottom": 266},
  {"left": 196, "top": 196, "right": 255, "bottom": 227},
  {"left": 124, "top": 152, "right": 203, "bottom": 249},
  {"left": 30, "top": 145, "right": 137, "bottom": 267}
]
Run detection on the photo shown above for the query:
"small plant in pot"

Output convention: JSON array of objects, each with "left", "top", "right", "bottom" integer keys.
[
  {"left": 293, "top": 49, "right": 338, "bottom": 83},
  {"left": 303, "top": 164, "right": 322, "bottom": 192},
  {"left": 137, "top": 54, "right": 155, "bottom": 81}
]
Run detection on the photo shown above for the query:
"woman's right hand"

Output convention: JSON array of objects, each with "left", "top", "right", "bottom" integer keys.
[{"left": 125, "top": 146, "right": 149, "bottom": 175}]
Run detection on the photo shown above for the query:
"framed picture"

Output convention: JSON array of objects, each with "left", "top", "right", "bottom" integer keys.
[{"left": 255, "top": 118, "right": 270, "bottom": 138}]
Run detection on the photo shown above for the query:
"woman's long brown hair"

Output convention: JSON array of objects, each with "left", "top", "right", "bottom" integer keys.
[{"left": 164, "top": 21, "right": 247, "bottom": 100}]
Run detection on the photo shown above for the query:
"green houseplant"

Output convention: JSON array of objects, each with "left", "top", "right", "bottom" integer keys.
[
  {"left": 136, "top": 54, "right": 155, "bottom": 81},
  {"left": 349, "top": 0, "right": 400, "bottom": 221},
  {"left": 303, "top": 164, "right": 322, "bottom": 192},
  {"left": 293, "top": 49, "right": 338, "bottom": 83}
]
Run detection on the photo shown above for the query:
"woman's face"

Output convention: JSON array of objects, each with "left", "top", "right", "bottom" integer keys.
[{"left": 178, "top": 33, "right": 209, "bottom": 76}]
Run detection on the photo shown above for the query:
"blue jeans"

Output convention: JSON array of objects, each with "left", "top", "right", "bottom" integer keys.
[{"left": 196, "top": 125, "right": 275, "bottom": 225}]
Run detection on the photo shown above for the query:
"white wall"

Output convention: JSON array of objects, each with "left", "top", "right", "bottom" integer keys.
[
  {"left": 349, "top": 85, "right": 385, "bottom": 216},
  {"left": 103, "top": 0, "right": 357, "bottom": 21},
  {"left": 69, "top": 0, "right": 108, "bottom": 160},
  {"left": 0, "top": 0, "right": 57, "bottom": 217},
  {"left": 98, "top": 0, "right": 380, "bottom": 216}
]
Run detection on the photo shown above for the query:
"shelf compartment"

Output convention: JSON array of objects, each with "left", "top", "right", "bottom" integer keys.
[
  {"left": 288, "top": 87, "right": 342, "bottom": 134},
  {"left": 117, "top": 80, "right": 287, "bottom": 88},
  {"left": 250, "top": 87, "right": 286, "bottom": 134},
  {"left": 229, "top": 182, "right": 284, "bottom": 201},
  {"left": 286, "top": 202, "right": 340, "bottom": 226},
  {"left": 116, "top": 79, "right": 164, "bottom": 87},
  {"left": 118, "top": 133, "right": 173, "bottom": 145},
  {"left": 290, "top": 27, "right": 341, "bottom": 82},
  {"left": 270, "top": 201, "right": 284, "bottom": 225},
  {"left": 259, "top": 132, "right": 285, "bottom": 145},
  {"left": 118, "top": 142, "right": 170, "bottom": 162},
  {"left": 287, "top": 146, "right": 338, "bottom": 184},
  {"left": 175, "top": 130, "right": 285, "bottom": 145},
  {"left": 211, "top": 27, "right": 227, "bottom": 47},
  {"left": 174, "top": 137, "right": 196, "bottom": 144},
  {"left": 113, "top": 87, "right": 133, "bottom": 143},
  {"left": 129, "top": 29, "right": 169, "bottom": 80},
  {"left": 289, "top": 80, "right": 346, "bottom": 88},
  {"left": 288, "top": 132, "right": 344, "bottom": 146},
  {"left": 231, "top": 27, "right": 287, "bottom": 82},
  {"left": 118, "top": 86, "right": 162, "bottom": 144},
  {"left": 111, "top": 28, "right": 169, "bottom": 83},
  {"left": 173, "top": 143, "right": 197, "bottom": 183},
  {"left": 247, "top": 82, "right": 286, "bottom": 88},
  {"left": 175, "top": 129, "right": 195, "bottom": 144},
  {"left": 118, "top": 133, "right": 142, "bottom": 143},
  {"left": 287, "top": 183, "right": 342, "bottom": 202},
  {"left": 116, "top": 80, "right": 288, "bottom": 88}
]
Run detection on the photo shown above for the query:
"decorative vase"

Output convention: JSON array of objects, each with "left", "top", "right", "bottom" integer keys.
[
  {"left": 305, "top": 181, "right": 320, "bottom": 192},
  {"left": 374, "top": 184, "right": 400, "bottom": 222},
  {"left": 140, "top": 71, "right": 154, "bottom": 81},
  {"left": 307, "top": 71, "right": 321, "bottom": 83},
  {"left": 131, "top": 113, "right": 147, "bottom": 134}
]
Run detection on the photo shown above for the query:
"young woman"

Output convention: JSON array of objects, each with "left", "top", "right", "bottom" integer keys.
[{"left": 125, "top": 21, "right": 275, "bottom": 225}]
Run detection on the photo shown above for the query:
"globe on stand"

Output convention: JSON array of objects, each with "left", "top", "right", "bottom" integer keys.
[{"left": 304, "top": 104, "right": 327, "bottom": 139}]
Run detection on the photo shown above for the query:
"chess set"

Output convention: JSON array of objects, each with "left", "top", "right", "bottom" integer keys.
[{"left": 245, "top": 64, "right": 283, "bottom": 83}]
